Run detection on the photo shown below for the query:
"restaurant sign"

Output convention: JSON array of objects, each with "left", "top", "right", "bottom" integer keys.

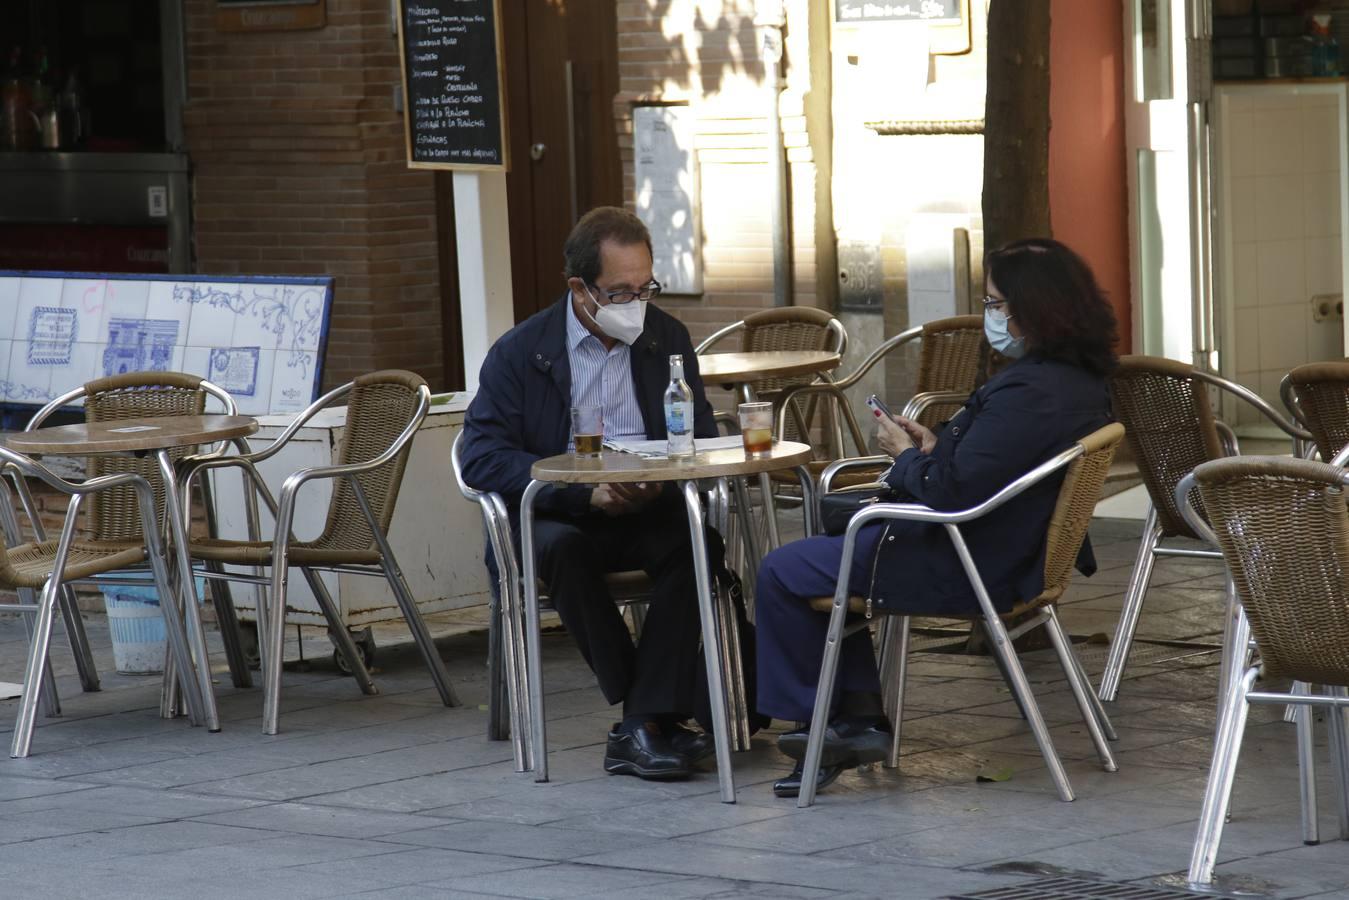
[
  {"left": 216, "top": 0, "right": 326, "bottom": 33},
  {"left": 835, "top": 0, "right": 961, "bottom": 24}
]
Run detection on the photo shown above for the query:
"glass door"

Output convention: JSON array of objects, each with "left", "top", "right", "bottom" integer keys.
[{"left": 1124, "top": 0, "right": 1213, "bottom": 366}]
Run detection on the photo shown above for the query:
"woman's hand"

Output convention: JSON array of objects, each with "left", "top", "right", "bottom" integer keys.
[
  {"left": 876, "top": 414, "right": 915, "bottom": 458},
  {"left": 893, "top": 415, "right": 937, "bottom": 454}
]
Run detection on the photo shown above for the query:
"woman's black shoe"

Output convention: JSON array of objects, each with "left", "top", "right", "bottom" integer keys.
[
  {"left": 604, "top": 722, "right": 691, "bottom": 780},
  {"left": 772, "top": 761, "right": 845, "bottom": 798},
  {"left": 776, "top": 717, "right": 891, "bottom": 767}
]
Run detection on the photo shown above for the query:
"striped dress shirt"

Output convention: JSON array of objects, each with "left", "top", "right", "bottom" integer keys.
[{"left": 565, "top": 295, "right": 648, "bottom": 447}]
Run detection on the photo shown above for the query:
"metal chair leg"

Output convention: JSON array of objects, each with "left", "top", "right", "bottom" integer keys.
[
  {"left": 1045, "top": 607, "right": 1117, "bottom": 772},
  {"left": 1188, "top": 666, "right": 1258, "bottom": 886},
  {"left": 379, "top": 557, "right": 459, "bottom": 707},
  {"left": 796, "top": 559, "right": 852, "bottom": 808},
  {"left": 1296, "top": 695, "right": 1320, "bottom": 845},
  {"left": 1099, "top": 505, "right": 1161, "bottom": 702},
  {"left": 714, "top": 575, "right": 751, "bottom": 751},
  {"left": 11, "top": 576, "right": 62, "bottom": 758},
  {"left": 486, "top": 587, "right": 510, "bottom": 742},
  {"left": 1066, "top": 635, "right": 1118, "bottom": 741},
  {"left": 1286, "top": 681, "right": 1306, "bottom": 724},
  {"left": 1327, "top": 685, "right": 1349, "bottom": 841},
  {"left": 880, "top": 615, "right": 910, "bottom": 769},
  {"left": 731, "top": 477, "right": 763, "bottom": 605},
  {"left": 57, "top": 585, "right": 100, "bottom": 693},
  {"left": 520, "top": 480, "right": 550, "bottom": 783},
  {"left": 200, "top": 476, "right": 252, "bottom": 689},
  {"left": 300, "top": 566, "right": 377, "bottom": 695},
  {"left": 17, "top": 588, "right": 61, "bottom": 719}
]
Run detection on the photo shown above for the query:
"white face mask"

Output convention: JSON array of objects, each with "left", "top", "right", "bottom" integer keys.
[
  {"left": 984, "top": 307, "right": 1026, "bottom": 358},
  {"left": 583, "top": 287, "right": 647, "bottom": 345}
]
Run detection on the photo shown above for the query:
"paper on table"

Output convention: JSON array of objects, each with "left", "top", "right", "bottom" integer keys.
[{"left": 603, "top": 435, "right": 747, "bottom": 458}]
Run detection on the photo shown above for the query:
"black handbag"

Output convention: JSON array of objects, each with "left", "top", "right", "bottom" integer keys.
[{"left": 820, "top": 482, "right": 895, "bottom": 536}]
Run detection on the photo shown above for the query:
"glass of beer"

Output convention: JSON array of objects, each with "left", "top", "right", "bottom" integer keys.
[
  {"left": 571, "top": 405, "right": 603, "bottom": 457},
  {"left": 738, "top": 401, "right": 774, "bottom": 455}
]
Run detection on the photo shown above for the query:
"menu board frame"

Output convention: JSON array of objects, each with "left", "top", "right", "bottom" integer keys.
[{"left": 395, "top": 0, "right": 511, "bottom": 172}]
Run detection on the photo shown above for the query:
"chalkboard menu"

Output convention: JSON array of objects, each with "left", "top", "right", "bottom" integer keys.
[
  {"left": 396, "top": 0, "right": 509, "bottom": 171},
  {"left": 835, "top": 0, "right": 961, "bottom": 24}
]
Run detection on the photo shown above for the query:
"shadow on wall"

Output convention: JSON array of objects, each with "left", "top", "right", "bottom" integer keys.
[{"left": 640, "top": 0, "right": 766, "bottom": 96}]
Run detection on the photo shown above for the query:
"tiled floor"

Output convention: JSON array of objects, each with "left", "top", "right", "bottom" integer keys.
[{"left": 1, "top": 517, "right": 1347, "bottom": 899}]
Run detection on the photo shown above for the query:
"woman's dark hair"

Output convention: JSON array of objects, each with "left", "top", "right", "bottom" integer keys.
[
  {"left": 985, "top": 237, "right": 1119, "bottom": 376},
  {"left": 563, "top": 206, "right": 653, "bottom": 284}
]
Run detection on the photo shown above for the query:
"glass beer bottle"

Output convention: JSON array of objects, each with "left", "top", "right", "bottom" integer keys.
[{"left": 664, "top": 354, "right": 695, "bottom": 458}]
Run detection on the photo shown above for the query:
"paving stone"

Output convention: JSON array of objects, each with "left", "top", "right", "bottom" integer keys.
[
  {"left": 385, "top": 818, "right": 667, "bottom": 861},
  {"left": 191, "top": 800, "right": 461, "bottom": 838},
  {"left": 420, "top": 862, "right": 692, "bottom": 899},
  {"left": 286, "top": 846, "right": 547, "bottom": 887}
]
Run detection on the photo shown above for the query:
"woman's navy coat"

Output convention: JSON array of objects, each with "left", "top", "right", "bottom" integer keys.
[{"left": 870, "top": 353, "right": 1112, "bottom": 615}]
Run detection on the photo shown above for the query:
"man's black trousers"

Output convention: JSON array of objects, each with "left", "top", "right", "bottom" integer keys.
[{"left": 530, "top": 496, "right": 724, "bottom": 718}]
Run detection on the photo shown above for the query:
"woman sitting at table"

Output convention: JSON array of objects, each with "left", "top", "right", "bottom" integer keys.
[{"left": 756, "top": 237, "right": 1118, "bottom": 797}]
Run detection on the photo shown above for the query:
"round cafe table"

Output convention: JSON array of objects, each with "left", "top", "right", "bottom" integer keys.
[
  {"left": 3, "top": 414, "right": 259, "bottom": 733},
  {"left": 519, "top": 440, "right": 814, "bottom": 803},
  {"left": 697, "top": 350, "right": 841, "bottom": 398}
]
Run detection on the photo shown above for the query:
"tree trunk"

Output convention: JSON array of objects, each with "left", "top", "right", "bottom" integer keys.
[
  {"left": 982, "top": 0, "right": 1052, "bottom": 253},
  {"left": 975, "top": 0, "right": 1056, "bottom": 654}
]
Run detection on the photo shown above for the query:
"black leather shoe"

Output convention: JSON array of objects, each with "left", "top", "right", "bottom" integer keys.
[
  {"left": 776, "top": 718, "right": 891, "bottom": 767},
  {"left": 772, "top": 761, "right": 846, "bottom": 798},
  {"left": 604, "top": 723, "right": 691, "bottom": 780},
  {"left": 667, "top": 722, "right": 715, "bottom": 765}
]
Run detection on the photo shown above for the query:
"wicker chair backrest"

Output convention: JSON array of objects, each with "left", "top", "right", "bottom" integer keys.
[
  {"left": 1035, "top": 423, "right": 1125, "bottom": 606},
  {"left": 914, "top": 315, "right": 984, "bottom": 428},
  {"left": 739, "top": 307, "right": 840, "bottom": 396},
  {"left": 1287, "top": 361, "right": 1349, "bottom": 463},
  {"left": 1194, "top": 455, "right": 1349, "bottom": 686},
  {"left": 1109, "top": 356, "right": 1225, "bottom": 538},
  {"left": 82, "top": 372, "right": 208, "bottom": 542},
  {"left": 315, "top": 370, "right": 425, "bottom": 551}
]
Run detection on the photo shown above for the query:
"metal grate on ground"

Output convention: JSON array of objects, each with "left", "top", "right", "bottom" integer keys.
[{"left": 948, "top": 875, "right": 1222, "bottom": 899}]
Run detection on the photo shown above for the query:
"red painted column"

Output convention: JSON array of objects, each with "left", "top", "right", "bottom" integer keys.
[{"left": 1049, "top": 0, "right": 1134, "bottom": 353}]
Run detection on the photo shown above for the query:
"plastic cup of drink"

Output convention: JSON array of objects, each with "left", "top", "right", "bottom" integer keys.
[
  {"left": 738, "top": 401, "right": 774, "bottom": 455},
  {"left": 571, "top": 405, "right": 603, "bottom": 457}
]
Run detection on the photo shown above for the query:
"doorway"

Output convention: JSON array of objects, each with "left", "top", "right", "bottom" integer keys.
[{"left": 500, "top": 0, "right": 623, "bottom": 323}]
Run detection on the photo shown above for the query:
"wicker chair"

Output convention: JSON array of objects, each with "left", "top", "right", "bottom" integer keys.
[
  {"left": 796, "top": 423, "right": 1126, "bottom": 807},
  {"left": 1281, "top": 361, "right": 1349, "bottom": 462},
  {"left": 0, "top": 445, "right": 199, "bottom": 757},
  {"left": 782, "top": 315, "right": 986, "bottom": 490},
  {"left": 176, "top": 371, "right": 459, "bottom": 735},
  {"left": 1182, "top": 455, "right": 1349, "bottom": 885},
  {"left": 3, "top": 372, "right": 253, "bottom": 733},
  {"left": 1096, "top": 356, "right": 1311, "bottom": 703}
]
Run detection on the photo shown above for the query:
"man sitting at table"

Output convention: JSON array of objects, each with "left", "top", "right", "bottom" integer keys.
[{"left": 459, "top": 206, "right": 723, "bottom": 780}]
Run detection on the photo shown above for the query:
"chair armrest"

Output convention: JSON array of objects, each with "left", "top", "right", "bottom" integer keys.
[
  {"left": 1192, "top": 369, "right": 1312, "bottom": 443},
  {"left": 1173, "top": 472, "right": 1220, "bottom": 546},
  {"left": 0, "top": 446, "right": 155, "bottom": 499},
  {"left": 820, "top": 455, "right": 892, "bottom": 494},
  {"left": 837, "top": 441, "right": 1083, "bottom": 538},
  {"left": 826, "top": 326, "right": 923, "bottom": 390},
  {"left": 694, "top": 321, "right": 745, "bottom": 354},
  {"left": 899, "top": 390, "right": 968, "bottom": 423}
]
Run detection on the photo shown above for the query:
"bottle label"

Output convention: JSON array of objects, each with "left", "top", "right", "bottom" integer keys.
[{"left": 666, "top": 401, "right": 691, "bottom": 433}]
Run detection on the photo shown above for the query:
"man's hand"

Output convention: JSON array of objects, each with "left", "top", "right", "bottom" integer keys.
[
  {"left": 893, "top": 415, "right": 938, "bottom": 454},
  {"left": 590, "top": 482, "right": 660, "bottom": 516},
  {"left": 876, "top": 414, "right": 916, "bottom": 458}
]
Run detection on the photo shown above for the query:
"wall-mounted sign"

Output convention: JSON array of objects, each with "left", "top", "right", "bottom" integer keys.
[
  {"left": 396, "top": 0, "right": 509, "bottom": 171},
  {"left": 216, "top": 0, "right": 326, "bottom": 33},
  {"left": 835, "top": 0, "right": 960, "bottom": 23},
  {"left": 833, "top": 0, "right": 970, "bottom": 55},
  {"left": 633, "top": 106, "right": 701, "bottom": 296}
]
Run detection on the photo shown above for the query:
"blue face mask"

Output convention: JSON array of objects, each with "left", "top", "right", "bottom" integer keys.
[{"left": 984, "top": 308, "right": 1026, "bottom": 358}]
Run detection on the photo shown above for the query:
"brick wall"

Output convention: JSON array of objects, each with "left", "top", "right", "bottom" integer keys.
[
  {"left": 612, "top": 0, "right": 830, "bottom": 358},
  {"left": 181, "top": 0, "right": 445, "bottom": 391}
]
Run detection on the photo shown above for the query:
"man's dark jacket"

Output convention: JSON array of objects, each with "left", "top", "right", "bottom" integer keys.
[{"left": 459, "top": 294, "right": 718, "bottom": 518}]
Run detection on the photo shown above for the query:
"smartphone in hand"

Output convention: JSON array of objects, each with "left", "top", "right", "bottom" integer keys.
[{"left": 865, "top": 394, "right": 894, "bottom": 421}]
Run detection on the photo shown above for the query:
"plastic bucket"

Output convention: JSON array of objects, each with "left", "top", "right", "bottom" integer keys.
[{"left": 100, "top": 573, "right": 208, "bottom": 675}]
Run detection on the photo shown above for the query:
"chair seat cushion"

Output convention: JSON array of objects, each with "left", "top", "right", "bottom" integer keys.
[
  {"left": 4, "top": 540, "right": 146, "bottom": 588},
  {"left": 188, "top": 538, "right": 381, "bottom": 566}
]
